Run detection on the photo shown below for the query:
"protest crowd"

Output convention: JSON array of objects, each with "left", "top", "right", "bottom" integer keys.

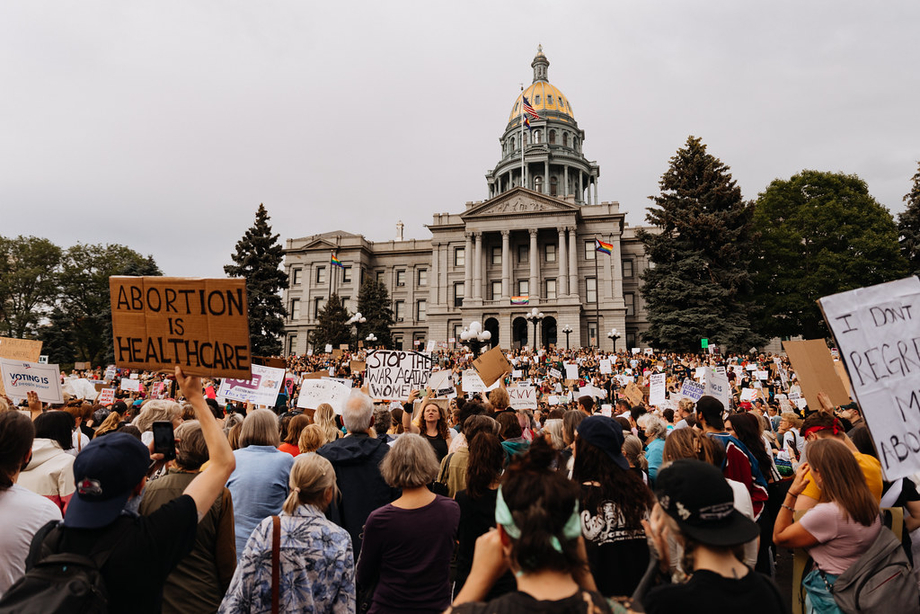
[{"left": 1, "top": 340, "right": 919, "bottom": 614}]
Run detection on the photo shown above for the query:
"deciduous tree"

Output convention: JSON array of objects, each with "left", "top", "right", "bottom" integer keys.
[
  {"left": 898, "top": 161, "right": 920, "bottom": 277},
  {"left": 0, "top": 235, "right": 62, "bottom": 338},
  {"left": 751, "top": 170, "right": 907, "bottom": 339}
]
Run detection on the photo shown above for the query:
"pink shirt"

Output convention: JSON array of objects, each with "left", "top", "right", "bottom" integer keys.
[{"left": 799, "top": 501, "right": 880, "bottom": 574}]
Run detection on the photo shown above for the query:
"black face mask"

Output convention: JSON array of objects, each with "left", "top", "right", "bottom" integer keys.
[{"left": 636, "top": 428, "right": 647, "bottom": 440}]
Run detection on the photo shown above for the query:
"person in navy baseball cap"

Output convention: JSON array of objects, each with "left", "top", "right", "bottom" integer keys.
[
  {"left": 64, "top": 432, "right": 150, "bottom": 529},
  {"left": 576, "top": 415, "right": 629, "bottom": 471}
]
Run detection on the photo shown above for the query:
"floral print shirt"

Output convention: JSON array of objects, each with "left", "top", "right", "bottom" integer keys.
[{"left": 219, "top": 504, "right": 355, "bottom": 614}]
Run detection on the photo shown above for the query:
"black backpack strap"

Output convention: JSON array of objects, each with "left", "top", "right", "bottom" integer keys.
[{"left": 28, "top": 517, "right": 134, "bottom": 573}]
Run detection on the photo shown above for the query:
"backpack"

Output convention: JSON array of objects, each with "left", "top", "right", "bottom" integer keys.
[
  {"left": 0, "top": 520, "right": 126, "bottom": 614},
  {"left": 829, "top": 525, "right": 919, "bottom": 613}
]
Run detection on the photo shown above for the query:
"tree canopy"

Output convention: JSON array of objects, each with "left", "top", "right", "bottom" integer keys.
[
  {"left": 224, "top": 204, "right": 289, "bottom": 357},
  {"left": 309, "top": 294, "right": 351, "bottom": 349},
  {"left": 751, "top": 170, "right": 908, "bottom": 339},
  {"left": 356, "top": 278, "right": 394, "bottom": 349},
  {"left": 637, "top": 136, "right": 761, "bottom": 352},
  {"left": 898, "top": 161, "right": 920, "bottom": 277},
  {"left": 0, "top": 236, "right": 62, "bottom": 338}
]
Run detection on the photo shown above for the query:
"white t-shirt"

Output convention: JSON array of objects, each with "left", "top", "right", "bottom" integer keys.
[
  {"left": 68, "top": 430, "right": 90, "bottom": 457},
  {"left": 0, "top": 483, "right": 62, "bottom": 596}
]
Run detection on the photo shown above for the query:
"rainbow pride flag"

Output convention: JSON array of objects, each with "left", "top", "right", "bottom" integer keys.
[
  {"left": 511, "top": 296, "right": 529, "bottom": 305},
  {"left": 330, "top": 252, "right": 345, "bottom": 268},
  {"left": 595, "top": 239, "right": 613, "bottom": 255}
]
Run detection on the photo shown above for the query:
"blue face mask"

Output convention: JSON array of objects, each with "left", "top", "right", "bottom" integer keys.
[{"left": 122, "top": 484, "right": 145, "bottom": 517}]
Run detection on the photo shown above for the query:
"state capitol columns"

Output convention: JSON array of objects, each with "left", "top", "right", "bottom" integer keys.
[
  {"left": 473, "top": 232, "right": 483, "bottom": 300},
  {"left": 557, "top": 228, "right": 568, "bottom": 296},
  {"left": 464, "top": 233, "right": 473, "bottom": 303},
  {"left": 529, "top": 229, "right": 539, "bottom": 305},
  {"left": 567, "top": 227, "right": 577, "bottom": 297},
  {"left": 501, "top": 230, "right": 510, "bottom": 300}
]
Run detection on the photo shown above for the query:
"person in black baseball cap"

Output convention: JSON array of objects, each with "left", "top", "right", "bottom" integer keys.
[{"left": 639, "top": 459, "right": 786, "bottom": 614}]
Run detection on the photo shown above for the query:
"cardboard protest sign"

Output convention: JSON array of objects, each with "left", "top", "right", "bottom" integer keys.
[
  {"left": 109, "top": 277, "right": 251, "bottom": 379},
  {"left": 740, "top": 388, "right": 758, "bottom": 402},
  {"left": 350, "top": 360, "right": 366, "bottom": 373},
  {"left": 427, "top": 370, "right": 456, "bottom": 398},
  {"left": 97, "top": 387, "right": 116, "bottom": 405},
  {"left": 579, "top": 385, "right": 607, "bottom": 399},
  {"left": 624, "top": 382, "right": 644, "bottom": 407},
  {"left": 818, "top": 276, "right": 920, "bottom": 480},
  {"left": 103, "top": 365, "right": 117, "bottom": 383},
  {"left": 0, "top": 337, "right": 43, "bottom": 396},
  {"left": 365, "top": 350, "right": 432, "bottom": 401},
  {"left": 507, "top": 385, "right": 538, "bottom": 410},
  {"left": 324, "top": 344, "right": 333, "bottom": 353},
  {"left": 600, "top": 404, "right": 613, "bottom": 417},
  {"left": 426, "top": 340, "right": 436, "bottom": 353},
  {"left": 217, "top": 364, "right": 285, "bottom": 406},
  {"left": 472, "top": 347, "right": 512, "bottom": 387},
  {"left": 834, "top": 360, "right": 853, "bottom": 398},
  {"left": 754, "top": 370, "right": 769, "bottom": 381},
  {"left": 331, "top": 349, "right": 344, "bottom": 360},
  {"left": 599, "top": 359, "right": 612, "bottom": 374},
  {"left": 782, "top": 339, "right": 850, "bottom": 414},
  {"left": 0, "top": 359, "right": 63, "bottom": 403},
  {"left": 648, "top": 373, "right": 666, "bottom": 407},
  {"left": 549, "top": 367, "right": 563, "bottom": 379},
  {"left": 296, "top": 378, "right": 352, "bottom": 414}
]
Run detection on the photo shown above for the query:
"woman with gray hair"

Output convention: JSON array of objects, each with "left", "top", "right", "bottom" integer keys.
[
  {"left": 638, "top": 413, "right": 667, "bottom": 484},
  {"left": 140, "top": 420, "right": 237, "bottom": 613},
  {"left": 133, "top": 399, "right": 183, "bottom": 447},
  {"left": 225, "top": 409, "right": 295, "bottom": 559},
  {"left": 356, "top": 434, "right": 460, "bottom": 614}
]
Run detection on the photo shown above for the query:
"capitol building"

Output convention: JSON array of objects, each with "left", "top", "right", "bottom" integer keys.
[{"left": 282, "top": 48, "right": 653, "bottom": 353}]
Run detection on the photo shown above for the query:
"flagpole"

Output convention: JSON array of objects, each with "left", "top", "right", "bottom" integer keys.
[
  {"left": 520, "top": 84, "right": 524, "bottom": 189},
  {"left": 594, "top": 234, "right": 600, "bottom": 349}
]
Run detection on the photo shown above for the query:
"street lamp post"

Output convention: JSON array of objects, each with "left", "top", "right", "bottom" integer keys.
[
  {"left": 561, "top": 325, "right": 573, "bottom": 350},
  {"left": 459, "top": 321, "right": 492, "bottom": 357},
  {"left": 525, "top": 308, "right": 544, "bottom": 351},
  {"left": 607, "top": 328, "right": 621, "bottom": 353},
  {"left": 365, "top": 333, "right": 377, "bottom": 349},
  {"left": 346, "top": 312, "right": 367, "bottom": 350}
]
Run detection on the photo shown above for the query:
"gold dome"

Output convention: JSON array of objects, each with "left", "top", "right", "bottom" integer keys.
[{"left": 509, "top": 82, "right": 574, "bottom": 123}]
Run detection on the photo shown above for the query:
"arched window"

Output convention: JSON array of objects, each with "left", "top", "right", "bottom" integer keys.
[
  {"left": 547, "top": 95, "right": 554, "bottom": 106},
  {"left": 511, "top": 136, "right": 516, "bottom": 151},
  {"left": 549, "top": 130, "right": 556, "bottom": 144},
  {"left": 573, "top": 137, "right": 579, "bottom": 151},
  {"left": 534, "top": 176, "right": 544, "bottom": 193},
  {"left": 533, "top": 130, "right": 542, "bottom": 144},
  {"left": 535, "top": 95, "right": 541, "bottom": 105},
  {"left": 523, "top": 132, "right": 528, "bottom": 146},
  {"left": 550, "top": 176, "right": 558, "bottom": 196},
  {"left": 563, "top": 133, "right": 569, "bottom": 147}
]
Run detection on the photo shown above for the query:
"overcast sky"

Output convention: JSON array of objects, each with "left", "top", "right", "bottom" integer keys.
[{"left": 2, "top": 1, "right": 918, "bottom": 277}]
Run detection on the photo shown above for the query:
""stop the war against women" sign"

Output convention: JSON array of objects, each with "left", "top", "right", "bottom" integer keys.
[{"left": 365, "top": 350, "right": 432, "bottom": 401}]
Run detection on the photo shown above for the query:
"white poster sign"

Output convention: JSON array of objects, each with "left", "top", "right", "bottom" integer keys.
[
  {"left": 740, "top": 388, "right": 758, "bottom": 402},
  {"left": 680, "top": 378, "right": 706, "bottom": 401},
  {"left": 818, "top": 276, "right": 920, "bottom": 480},
  {"left": 549, "top": 368, "right": 563, "bottom": 380},
  {"left": 703, "top": 367, "right": 731, "bottom": 409},
  {"left": 119, "top": 378, "right": 141, "bottom": 392},
  {"left": 427, "top": 370, "right": 456, "bottom": 398},
  {"left": 296, "top": 378, "right": 352, "bottom": 414},
  {"left": 365, "top": 350, "right": 432, "bottom": 401},
  {"left": 649, "top": 372, "right": 666, "bottom": 407},
  {"left": 0, "top": 359, "right": 63, "bottom": 403},
  {"left": 462, "top": 369, "right": 486, "bottom": 393},
  {"left": 754, "top": 370, "right": 769, "bottom": 381},
  {"left": 217, "top": 365, "right": 286, "bottom": 406},
  {"left": 507, "top": 386, "right": 538, "bottom": 410},
  {"left": 599, "top": 359, "right": 612, "bottom": 374},
  {"left": 426, "top": 340, "right": 436, "bottom": 353},
  {"left": 564, "top": 363, "right": 579, "bottom": 381},
  {"left": 97, "top": 387, "right": 116, "bottom": 405}
]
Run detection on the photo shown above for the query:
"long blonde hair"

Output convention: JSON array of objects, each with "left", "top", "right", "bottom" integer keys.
[
  {"left": 806, "top": 438, "right": 879, "bottom": 526},
  {"left": 282, "top": 453, "right": 338, "bottom": 514},
  {"left": 314, "top": 404, "right": 341, "bottom": 442}
]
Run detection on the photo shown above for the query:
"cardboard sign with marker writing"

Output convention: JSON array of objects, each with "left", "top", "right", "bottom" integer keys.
[
  {"left": 0, "top": 337, "right": 43, "bottom": 397},
  {"left": 109, "top": 276, "right": 251, "bottom": 379},
  {"left": 472, "top": 346, "right": 512, "bottom": 387},
  {"left": 782, "top": 339, "right": 849, "bottom": 413},
  {"left": 350, "top": 360, "right": 366, "bottom": 373},
  {"left": 624, "top": 382, "right": 644, "bottom": 407}
]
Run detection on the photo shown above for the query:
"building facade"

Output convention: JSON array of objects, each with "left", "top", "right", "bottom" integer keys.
[{"left": 282, "top": 48, "right": 653, "bottom": 353}]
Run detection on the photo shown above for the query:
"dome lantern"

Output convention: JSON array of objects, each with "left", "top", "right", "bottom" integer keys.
[{"left": 532, "top": 44, "right": 549, "bottom": 82}]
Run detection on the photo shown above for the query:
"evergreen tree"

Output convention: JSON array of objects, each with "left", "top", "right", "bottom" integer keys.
[
  {"left": 899, "top": 161, "right": 920, "bottom": 277},
  {"left": 224, "top": 204, "right": 289, "bottom": 357},
  {"left": 751, "top": 170, "right": 908, "bottom": 339},
  {"left": 637, "top": 136, "right": 761, "bottom": 352},
  {"left": 357, "top": 278, "right": 394, "bottom": 349},
  {"left": 309, "top": 294, "right": 351, "bottom": 349}
]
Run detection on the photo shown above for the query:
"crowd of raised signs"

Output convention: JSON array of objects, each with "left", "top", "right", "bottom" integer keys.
[{"left": 0, "top": 344, "right": 918, "bottom": 614}]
